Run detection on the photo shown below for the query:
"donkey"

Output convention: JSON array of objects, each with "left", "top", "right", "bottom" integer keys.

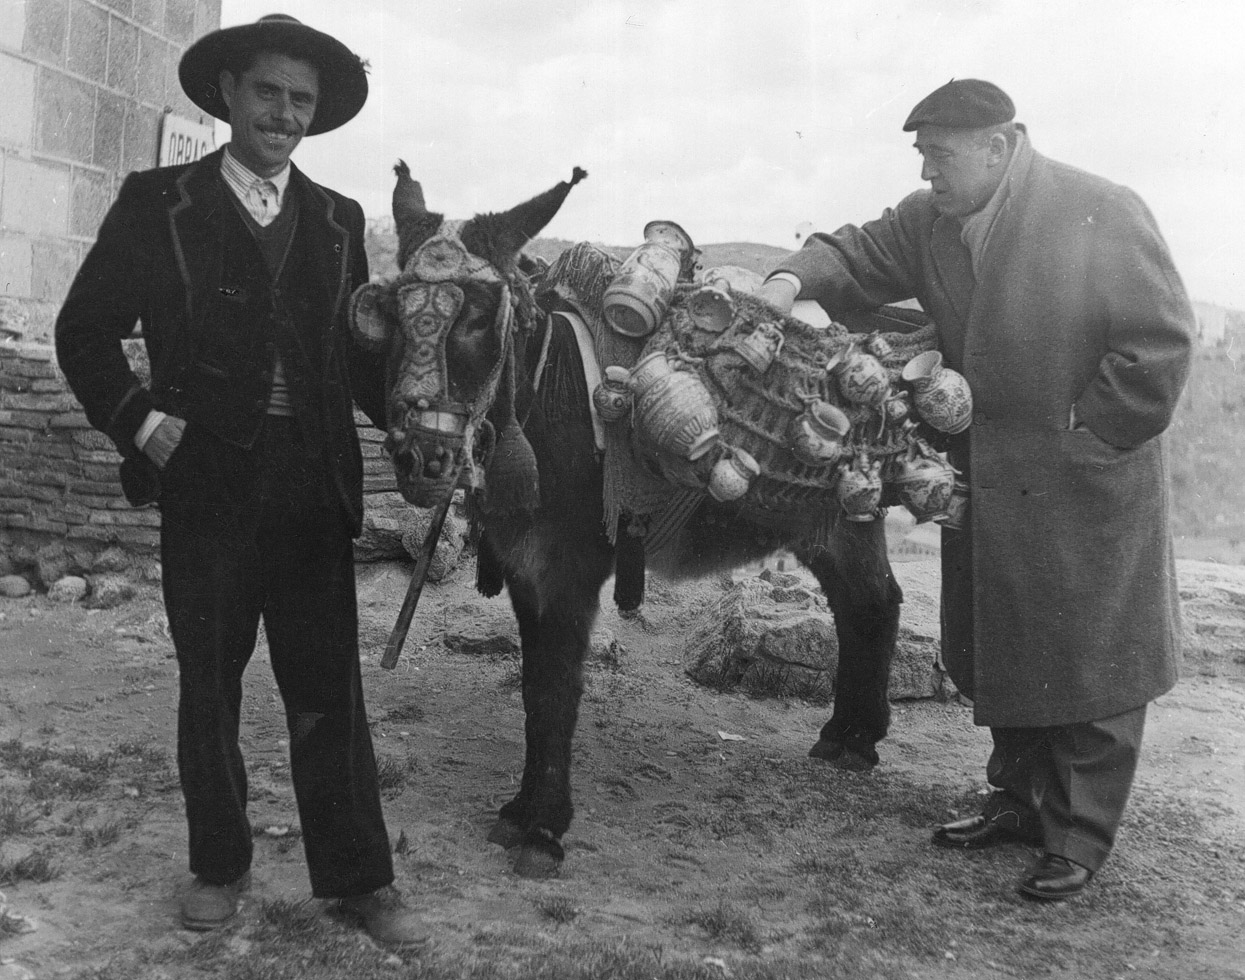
[{"left": 351, "top": 164, "right": 904, "bottom": 878}]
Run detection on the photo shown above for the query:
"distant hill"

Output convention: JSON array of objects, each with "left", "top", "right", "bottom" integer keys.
[{"left": 363, "top": 228, "right": 792, "bottom": 280}]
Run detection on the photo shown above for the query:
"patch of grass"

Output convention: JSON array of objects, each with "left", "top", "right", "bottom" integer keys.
[
  {"left": 375, "top": 755, "right": 408, "bottom": 793},
  {"left": 0, "top": 792, "right": 38, "bottom": 839},
  {"left": 0, "top": 845, "right": 59, "bottom": 885},
  {"left": 385, "top": 703, "right": 425, "bottom": 723},
  {"left": 537, "top": 895, "right": 581, "bottom": 924},
  {"left": 81, "top": 818, "right": 125, "bottom": 850},
  {"left": 0, "top": 739, "right": 53, "bottom": 772},
  {"left": 253, "top": 898, "right": 324, "bottom": 942},
  {"left": 684, "top": 899, "right": 764, "bottom": 953},
  {"left": 0, "top": 739, "right": 177, "bottom": 807},
  {"left": 29, "top": 764, "right": 106, "bottom": 800}
]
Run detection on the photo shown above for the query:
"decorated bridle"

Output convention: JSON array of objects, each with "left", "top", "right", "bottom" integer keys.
[{"left": 350, "top": 161, "right": 586, "bottom": 513}]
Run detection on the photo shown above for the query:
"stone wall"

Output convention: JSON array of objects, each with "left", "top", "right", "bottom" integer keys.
[
  {"left": 1, "top": 0, "right": 222, "bottom": 345},
  {"left": 0, "top": 339, "right": 409, "bottom": 564}
]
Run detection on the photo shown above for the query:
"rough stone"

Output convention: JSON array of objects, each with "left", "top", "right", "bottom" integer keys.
[
  {"left": 684, "top": 574, "right": 953, "bottom": 702},
  {"left": 85, "top": 572, "right": 136, "bottom": 609},
  {"left": 443, "top": 632, "right": 519, "bottom": 660},
  {"left": 401, "top": 512, "right": 466, "bottom": 582},
  {"left": 48, "top": 575, "right": 87, "bottom": 603},
  {"left": 0, "top": 574, "right": 32, "bottom": 598}
]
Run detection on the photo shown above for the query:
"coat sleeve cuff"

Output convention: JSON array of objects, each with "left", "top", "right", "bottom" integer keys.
[{"left": 106, "top": 384, "right": 157, "bottom": 458}]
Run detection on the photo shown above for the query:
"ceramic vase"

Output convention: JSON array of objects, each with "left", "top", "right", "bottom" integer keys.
[
  {"left": 836, "top": 453, "right": 882, "bottom": 522},
  {"left": 734, "top": 321, "right": 785, "bottom": 374},
  {"left": 890, "top": 443, "right": 956, "bottom": 523},
  {"left": 789, "top": 400, "right": 852, "bottom": 467},
  {"left": 826, "top": 338, "right": 890, "bottom": 407},
  {"left": 687, "top": 284, "right": 735, "bottom": 334},
  {"left": 603, "top": 221, "right": 696, "bottom": 338},
  {"left": 629, "top": 351, "right": 721, "bottom": 461},
  {"left": 592, "top": 365, "right": 633, "bottom": 423},
  {"left": 708, "top": 448, "right": 760, "bottom": 501},
  {"left": 901, "top": 350, "right": 973, "bottom": 434},
  {"left": 936, "top": 479, "right": 970, "bottom": 531}
]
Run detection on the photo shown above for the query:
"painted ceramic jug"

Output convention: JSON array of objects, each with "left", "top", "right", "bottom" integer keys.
[
  {"left": 686, "top": 284, "right": 735, "bottom": 334},
  {"left": 628, "top": 351, "right": 721, "bottom": 461},
  {"left": 603, "top": 221, "right": 696, "bottom": 338},
  {"left": 789, "top": 399, "right": 852, "bottom": 467},
  {"left": 826, "top": 338, "right": 890, "bottom": 408},
  {"left": 937, "top": 479, "right": 970, "bottom": 531},
  {"left": 836, "top": 452, "right": 883, "bottom": 522},
  {"left": 734, "top": 321, "right": 785, "bottom": 374},
  {"left": 592, "top": 365, "right": 633, "bottom": 423},
  {"left": 863, "top": 331, "right": 893, "bottom": 360},
  {"left": 882, "top": 391, "right": 912, "bottom": 427},
  {"left": 708, "top": 447, "right": 761, "bottom": 502},
  {"left": 890, "top": 442, "right": 956, "bottom": 523},
  {"left": 901, "top": 350, "right": 973, "bottom": 434}
]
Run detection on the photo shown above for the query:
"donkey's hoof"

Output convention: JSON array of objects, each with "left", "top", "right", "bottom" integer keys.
[
  {"left": 510, "top": 829, "right": 564, "bottom": 879},
  {"left": 512, "top": 845, "right": 561, "bottom": 879},
  {"left": 808, "top": 738, "right": 878, "bottom": 772},
  {"left": 487, "top": 817, "right": 525, "bottom": 848}
]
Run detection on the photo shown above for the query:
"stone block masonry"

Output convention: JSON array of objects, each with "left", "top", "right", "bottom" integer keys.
[
  {"left": 0, "top": 340, "right": 400, "bottom": 564},
  {"left": 1, "top": 0, "right": 223, "bottom": 345}
]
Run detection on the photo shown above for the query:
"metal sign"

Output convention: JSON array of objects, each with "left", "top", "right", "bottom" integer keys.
[{"left": 158, "top": 113, "right": 215, "bottom": 166}]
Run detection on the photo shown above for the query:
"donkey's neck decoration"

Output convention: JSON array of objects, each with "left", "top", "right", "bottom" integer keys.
[{"left": 350, "top": 161, "right": 586, "bottom": 512}]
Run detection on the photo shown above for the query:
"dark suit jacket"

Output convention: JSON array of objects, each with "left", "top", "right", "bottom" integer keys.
[{"left": 55, "top": 148, "right": 386, "bottom": 535}]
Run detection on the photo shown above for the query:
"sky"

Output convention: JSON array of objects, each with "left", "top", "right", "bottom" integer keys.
[{"left": 218, "top": 0, "right": 1245, "bottom": 309}]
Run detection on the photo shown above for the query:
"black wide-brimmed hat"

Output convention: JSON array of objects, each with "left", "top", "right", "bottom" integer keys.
[{"left": 178, "top": 14, "right": 368, "bottom": 136}]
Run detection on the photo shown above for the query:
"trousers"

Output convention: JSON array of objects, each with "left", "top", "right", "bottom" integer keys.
[
  {"left": 984, "top": 706, "right": 1146, "bottom": 873},
  {"left": 159, "top": 416, "right": 393, "bottom": 898}
]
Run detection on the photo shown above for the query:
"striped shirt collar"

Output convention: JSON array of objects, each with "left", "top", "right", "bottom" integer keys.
[{"left": 220, "top": 146, "right": 292, "bottom": 206}]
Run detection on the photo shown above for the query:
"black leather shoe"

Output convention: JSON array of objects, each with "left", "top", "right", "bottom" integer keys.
[
  {"left": 931, "top": 814, "right": 1041, "bottom": 849},
  {"left": 1018, "top": 854, "right": 1093, "bottom": 901}
]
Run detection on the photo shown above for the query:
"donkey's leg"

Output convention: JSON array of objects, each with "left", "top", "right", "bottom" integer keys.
[
  {"left": 487, "top": 526, "right": 613, "bottom": 877},
  {"left": 796, "top": 517, "right": 903, "bottom": 771}
]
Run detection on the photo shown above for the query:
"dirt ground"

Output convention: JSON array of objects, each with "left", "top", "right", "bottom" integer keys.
[{"left": 0, "top": 552, "right": 1243, "bottom": 980}]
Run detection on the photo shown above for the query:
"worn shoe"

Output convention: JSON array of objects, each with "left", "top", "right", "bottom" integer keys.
[
  {"left": 180, "top": 871, "right": 250, "bottom": 931},
  {"left": 932, "top": 814, "right": 1042, "bottom": 850},
  {"left": 338, "top": 885, "right": 431, "bottom": 946},
  {"left": 1018, "top": 854, "right": 1093, "bottom": 901}
]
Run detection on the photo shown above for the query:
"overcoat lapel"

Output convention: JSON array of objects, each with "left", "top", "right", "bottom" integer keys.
[{"left": 928, "top": 216, "right": 975, "bottom": 367}]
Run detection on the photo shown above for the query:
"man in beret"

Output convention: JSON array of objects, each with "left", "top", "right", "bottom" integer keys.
[
  {"left": 760, "top": 78, "right": 1193, "bottom": 900},
  {"left": 55, "top": 15, "right": 428, "bottom": 943}
]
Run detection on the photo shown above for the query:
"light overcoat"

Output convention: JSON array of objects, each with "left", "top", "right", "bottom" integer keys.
[{"left": 774, "top": 133, "right": 1193, "bottom": 726}]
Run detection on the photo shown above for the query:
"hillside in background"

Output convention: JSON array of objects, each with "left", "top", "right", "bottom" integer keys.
[{"left": 364, "top": 228, "right": 1244, "bottom": 564}]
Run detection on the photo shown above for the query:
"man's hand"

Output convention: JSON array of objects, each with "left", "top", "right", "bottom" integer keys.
[
  {"left": 756, "top": 277, "right": 799, "bottom": 314},
  {"left": 142, "top": 415, "right": 187, "bottom": 469}
]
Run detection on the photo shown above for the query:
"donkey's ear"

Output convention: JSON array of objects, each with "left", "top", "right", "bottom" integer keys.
[{"left": 350, "top": 281, "right": 395, "bottom": 353}]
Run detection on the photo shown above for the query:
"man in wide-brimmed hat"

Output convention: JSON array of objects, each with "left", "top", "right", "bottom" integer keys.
[
  {"left": 55, "top": 15, "right": 428, "bottom": 944},
  {"left": 760, "top": 79, "right": 1193, "bottom": 902}
]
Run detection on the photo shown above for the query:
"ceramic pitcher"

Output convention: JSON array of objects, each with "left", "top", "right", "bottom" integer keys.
[
  {"left": 708, "top": 447, "right": 761, "bottom": 501},
  {"left": 789, "top": 399, "right": 852, "bottom": 467},
  {"left": 592, "top": 365, "right": 633, "bottom": 423},
  {"left": 826, "top": 338, "right": 890, "bottom": 408},
  {"left": 901, "top": 350, "right": 973, "bottom": 434},
  {"left": 890, "top": 442, "right": 956, "bottom": 523},
  {"left": 836, "top": 452, "right": 882, "bottom": 521}
]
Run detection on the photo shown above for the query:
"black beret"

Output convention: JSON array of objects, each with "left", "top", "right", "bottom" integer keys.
[{"left": 902, "top": 79, "right": 1015, "bottom": 132}]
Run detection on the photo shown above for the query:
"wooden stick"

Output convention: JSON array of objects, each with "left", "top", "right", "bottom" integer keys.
[{"left": 380, "top": 485, "right": 456, "bottom": 670}]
